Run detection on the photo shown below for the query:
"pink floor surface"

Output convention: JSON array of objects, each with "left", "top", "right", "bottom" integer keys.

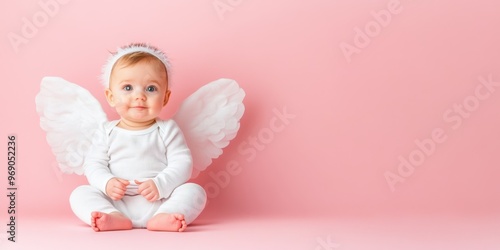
[{"left": 1, "top": 214, "right": 499, "bottom": 250}]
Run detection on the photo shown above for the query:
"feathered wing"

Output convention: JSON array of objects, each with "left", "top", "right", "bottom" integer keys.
[
  {"left": 173, "top": 78, "right": 245, "bottom": 178},
  {"left": 35, "top": 77, "right": 108, "bottom": 175}
]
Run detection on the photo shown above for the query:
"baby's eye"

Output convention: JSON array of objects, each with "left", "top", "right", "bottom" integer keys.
[
  {"left": 123, "top": 85, "right": 132, "bottom": 91},
  {"left": 146, "top": 86, "right": 157, "bottom": 92}
]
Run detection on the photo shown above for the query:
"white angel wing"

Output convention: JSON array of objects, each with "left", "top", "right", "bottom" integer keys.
[
  {"left": 173, "top": 78, "right": 245, "bottom": 178},
  {"left": 35, "top": 77, "right": 107, "bottom": 175}
]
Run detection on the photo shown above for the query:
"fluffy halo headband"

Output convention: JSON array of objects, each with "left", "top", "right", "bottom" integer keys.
[{"left": 100, "top": 43, "right": 171, "bottom": 88}]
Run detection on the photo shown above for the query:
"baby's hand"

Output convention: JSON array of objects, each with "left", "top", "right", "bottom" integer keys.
[
  {"left": 105, "top": 178, "right": 130, "bottom": 201},
  {"left": 135, "top": 179, "right": 159, "bottom": 202}
]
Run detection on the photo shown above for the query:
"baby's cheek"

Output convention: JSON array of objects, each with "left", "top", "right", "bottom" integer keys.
[
  {"left": 114, "top": 103, "right": 128, "bottom": 114},
  {"left": 152, "top": 99, "right": 166, "bottom": 110}
]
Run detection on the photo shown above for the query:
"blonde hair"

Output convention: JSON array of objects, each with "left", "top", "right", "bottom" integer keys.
[
  {"left": 110, "top": 51, "right": 168, "bottom": 85},
  {"left": 101, "top": 43, "right": 171, "bottom": 88}
]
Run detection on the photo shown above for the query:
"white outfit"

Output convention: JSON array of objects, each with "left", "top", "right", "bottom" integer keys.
[{"left": 70, "top": 119, "right": 207, "bottom": 228}]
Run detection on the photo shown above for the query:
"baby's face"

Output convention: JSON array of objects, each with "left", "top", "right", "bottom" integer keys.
[{"left": 106, "top": 60, "right": 170, "bottom": 128}]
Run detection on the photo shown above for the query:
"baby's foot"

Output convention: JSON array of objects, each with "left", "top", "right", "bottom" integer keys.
[
  {"left": 146, "top": 213, "right": 187, "bottom": 232},
  {"left": 90, "top": 211, "right": 132, "bottom": 232}
]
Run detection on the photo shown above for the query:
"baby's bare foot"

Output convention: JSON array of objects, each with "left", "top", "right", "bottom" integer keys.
[
  {"left": 147, "top": 213, "right": 187, "bottom": 232},
  {"left": 90, "top": 211, "right": 132, "bottom": 232}
]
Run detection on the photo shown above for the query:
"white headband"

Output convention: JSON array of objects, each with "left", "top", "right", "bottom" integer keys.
[{"left": 100, "top": 43, "right": 171, "bottom": 88}]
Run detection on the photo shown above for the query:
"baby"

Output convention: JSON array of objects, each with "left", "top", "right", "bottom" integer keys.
[{"left": 69, "top": 43, "right": 207, "bottom": 232}]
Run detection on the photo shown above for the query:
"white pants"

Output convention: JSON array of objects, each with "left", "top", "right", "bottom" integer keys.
[{"left": 70, "top": 183, "right": 207, "bottom": 228}]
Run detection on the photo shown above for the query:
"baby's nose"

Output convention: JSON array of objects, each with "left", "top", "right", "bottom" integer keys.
[{"left": 133, "top": 90, "right": 146, "bottom": 100}]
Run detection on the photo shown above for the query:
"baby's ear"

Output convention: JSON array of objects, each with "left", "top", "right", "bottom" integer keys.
[
  {"left": 105, "top": 89, "right": 116, "bottom": 107},
  {"left": 163, "top": 90, "right": 171, "bottom": 106}
]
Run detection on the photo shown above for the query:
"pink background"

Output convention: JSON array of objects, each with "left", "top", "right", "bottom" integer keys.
[{"left": 1, "top": 0, "right": 500, "bottom": 248}]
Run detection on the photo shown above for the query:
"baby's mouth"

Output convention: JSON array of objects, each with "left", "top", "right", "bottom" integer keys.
[{"left": 131, "top": 106, "right": 147, "bottom": 110}]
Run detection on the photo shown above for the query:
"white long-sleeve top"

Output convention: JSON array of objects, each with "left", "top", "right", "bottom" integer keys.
[{"left": 83, "top": 119, "right": 193, "bottom": 200}]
